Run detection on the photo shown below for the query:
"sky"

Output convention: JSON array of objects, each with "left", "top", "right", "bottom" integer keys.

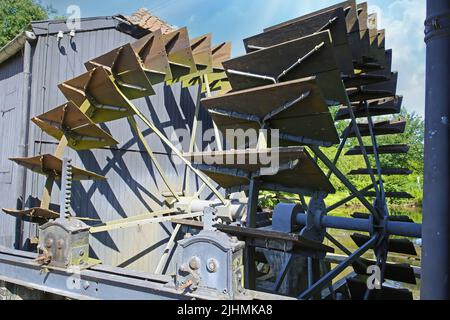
[{"left": 39, "top": 0, "right": 426, "bottom": 116}]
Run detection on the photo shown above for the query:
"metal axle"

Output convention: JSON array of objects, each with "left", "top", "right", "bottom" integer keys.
[{"left": 296, "top": 213, "right": 422, "bottom": 238}]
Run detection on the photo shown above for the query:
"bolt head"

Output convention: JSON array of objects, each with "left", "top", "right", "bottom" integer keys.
[
  {"left": 56, "top": 239, "right": 64, "bottom": 249},
  {"left": 45, "top": 238, "right": 53, "bottom": 248},
  {"left": 207, "top": 258, "right": 218, "bottom": 273},
  {"left": 189, "top": 257, "right": 200, "bottom": 270}
]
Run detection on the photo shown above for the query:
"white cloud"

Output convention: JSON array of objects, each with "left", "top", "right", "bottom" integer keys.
[{"left": 369, "top": 0, "right": 426, "bottom": 116}]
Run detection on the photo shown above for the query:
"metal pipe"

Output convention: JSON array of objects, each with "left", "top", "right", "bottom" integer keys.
[
  {"left": 316, "top": 16, "right": 339, "bottom": 33},
  {"left": 90, "top": 212, "right": 203, "bottom": 234},
  {"left": 277, "top": 42, "right": 325, "bottom": 82},
  {"left": 247, "top": 45, "right": 266, "bottom": 51},
  {"left": 14, "top": 33, "right": 35, "bottom": 249},
  {"left": 422, "top": 0, "right": 450, "bottom": 300},
  {"left": 226, "top": 69, "right": 276, "bottom": 84},
  {"left": 262, "top": 90, "right": 311, "bottom": 122},
  {"left": 296, "top": 214, "right": 422, "bottom": 238}
]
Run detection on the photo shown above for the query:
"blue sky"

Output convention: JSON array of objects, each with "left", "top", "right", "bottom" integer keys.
[{"left": 39, "top": 0, "right": 426, "bottom": 116}]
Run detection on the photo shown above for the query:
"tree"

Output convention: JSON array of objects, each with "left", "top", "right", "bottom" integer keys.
[{"left": 0, "top": 0, "right": 55, "bottom": 48}]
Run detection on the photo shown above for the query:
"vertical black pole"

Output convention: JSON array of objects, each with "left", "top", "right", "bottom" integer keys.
[{"left": 422, "top": 0, "right": 450, "bottom": 300}]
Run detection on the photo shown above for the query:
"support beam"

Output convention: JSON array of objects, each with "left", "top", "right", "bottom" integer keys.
[
  {"left": 0, "top": 246, "right": 293, "bottom": 301},
  {"left": 273, "top": 253, "right": 294, "bottom": 292},
  {"left": 299, "top": 235, "right": 377, "bottom": 300},
  {"left": 90, "top": 211, "right": 201, "bottom": 234},
  {"left": 154, "top": 224, "right": 181, "bottom": 275},
  {"left": 244, "top": 178, "right": 261, "bottom": 290},
  {"left": 326, "top": 183, "right": 376, "bottom": 213},
  {"left": 132, "top": 102, "right": 227, "bottom": 204},
  {"left": 0, "top": 249, "right": 184, "bottom": 300},
  {"left": 128, "top": 116, "right": 181, "bottom": 202},
  {"left": 309, "top": 146, "right": 378, "bottom": 217},
  {"left": 185, "top": 82, "right": 203, "bottom": 196}
]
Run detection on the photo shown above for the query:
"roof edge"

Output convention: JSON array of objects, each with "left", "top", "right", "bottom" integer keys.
[
  {"left": 0, "top": 14, "right": 155, "bottom": 66},
  {"left": 0, "top": 30, "right": 36, "bottom": 66}
]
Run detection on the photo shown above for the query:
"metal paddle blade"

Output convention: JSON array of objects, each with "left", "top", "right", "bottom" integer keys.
[
  {"left": 344, "top": 119, "right": 407, "bottom": 138},
  {"left": 345, "top": 144, "right": 410, "bottom": 155},
  {"left": 223, "top": 31, "right": 348, "bottom": 105},
  {"left": 181, "top": 33, "right": 214, "bottom": 87},
  {"left": 351, "top": 233, "right": 417, "bottom": 256},
  {"left": 367, "top": 13, "right": 386, "bottom": 66},
  {"left": 2, "top": 207, "right": 59, "bottom": 224},
  {"left": 187, "top": 147, "right": 335, "bottom": 194},
  {"left": 352, "top": 258, "right": 417, "bottom": 285},
  {"left": 203, "top": 71, "right": 231, "bottom": 94},
  {"left": 85, "top": 43, "right": 155, "bottom": 100},
  {"left": 356, "top": 2, "right": 372, "bottom": 61},
  {"left": 202, "top": 77, "right": 340, "bottom": 146},
  {"left": 162, "top": 27, "right": 198, "bottom": 83},
  {"left": 347, "top": 72, "right": 398, "bottom": 102},
  {"left": 31, "top": 101, "right": 119, "bottom": 150},
  {"left": 245, "top": 7, "right": 354, "bottom": 76},
  {"left": 343, "top": 73, "right": 390, "bottom": 88},
  {"left": 212, "top": 42, "right": 232, "bottom": 70},
  {"left": 336, "top": 96, "right": 402, "bottom": 120},
  {"left": 200, "top": 42, "right": 232, "bottom": 93},
  {"left": 9, "top": 154, "right": 106, "bottom": 180},
  {"left": 267, "top": 1, "right": 359, "bottom": 32},
  {"left": 346, "top": 277, "right": 413, "bottom": 300},
  {"left": 355, "top": 48, "right": 392, "bottom": 74},
  {"left": 190, "top": 33, "right": 213, "bottom": 74},
  {"left": 58, "top": 67, "right": 137, "bottom": 123},
  {"left": 131, "top": 29, "right": 173, "bottom": 83}
]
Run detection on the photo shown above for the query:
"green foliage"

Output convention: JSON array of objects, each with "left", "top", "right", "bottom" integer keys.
[{"left": 0, "top": 0, "right": 56, "bottom": 48}]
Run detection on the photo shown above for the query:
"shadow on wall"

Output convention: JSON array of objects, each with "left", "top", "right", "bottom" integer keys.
[{"left": 16, "top": 84, "right": 220, "bottom": 267}]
